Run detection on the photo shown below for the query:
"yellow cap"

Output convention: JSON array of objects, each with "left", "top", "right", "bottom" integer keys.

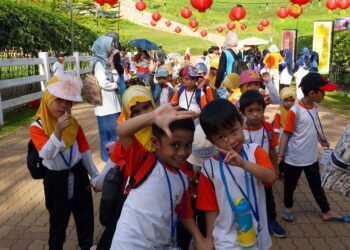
[{"left": 210, "top": 56, "right": 220, "bottom": 70}]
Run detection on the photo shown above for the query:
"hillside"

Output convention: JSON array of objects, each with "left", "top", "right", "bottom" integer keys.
[{"left": 135, "top": 0, "right": 347, "bottom": 47}]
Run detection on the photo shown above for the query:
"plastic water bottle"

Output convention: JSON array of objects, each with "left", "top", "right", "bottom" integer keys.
[{"left": 234, "top": 197, "right": 256, "bottom": 247}]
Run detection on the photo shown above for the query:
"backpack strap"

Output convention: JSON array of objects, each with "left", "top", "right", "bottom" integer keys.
[
  {"left": 178, "top": 86, "right": 185, "bottom": 100},
  {"left": 223, "top": 50, "right": 235, "bottom": 78},
  {"left": 195, "top": 88, "right": 202, "bottom": 109}
]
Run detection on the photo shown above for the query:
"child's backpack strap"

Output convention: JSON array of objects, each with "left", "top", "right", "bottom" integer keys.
[
  {"left": 178, "top": 86, "right": 186, "bottom": 100},
  {"left": 223, "top": 49, "right": 234, "bottom": 78},
  {"left": 168, "top": 87, "right": 175, "bottom": 101},
  {"left": 195, "top": 88, "right": 202, "bottom": 109},
  {"left": 126, "top": 151, "right": 157, "bottom": 192}
]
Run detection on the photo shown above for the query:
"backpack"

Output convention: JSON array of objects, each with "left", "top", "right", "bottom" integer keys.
[
  {"left": 202, "top": 82, "right": 219, "bottom": 101},
  {"left": 83, "top": 62, "right": 102, "bottom": 105},
  {"left": 223, "top": 49, "right": 248, "bottom": 78},
  {"left": 178, "top": 86, "right": 202, "bottom": 109},
  {"left": 27, "top": 120, "right": 46, "bottom": 179},
  {"left": 99, "top": 151, "right": 157, "bottom": 227}
]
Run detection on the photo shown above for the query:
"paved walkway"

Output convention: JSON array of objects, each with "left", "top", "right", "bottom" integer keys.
[{"left": 0, "top": 103, "right": 349, "bottom": 249}]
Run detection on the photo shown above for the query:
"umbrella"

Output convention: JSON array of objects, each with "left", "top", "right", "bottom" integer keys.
[{"left": 128, "top": 39, "right": 159, "bottom": 50}]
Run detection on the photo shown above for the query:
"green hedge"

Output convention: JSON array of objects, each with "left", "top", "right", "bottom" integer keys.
[{"left": 0, "top": 0, "right": 97, "bottom": 55}]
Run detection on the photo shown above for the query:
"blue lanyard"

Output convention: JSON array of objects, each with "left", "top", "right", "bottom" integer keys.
[
  {"left": 219, "top": 149, "right": 260, "bottom": 224},
  {"left": 247, "top": 123, "right": 266, "bottom": 149},
  {"left": 301, "top": 99, "right": 327, "bottom": 144},
  {"left": 59, "top": 146, "right": 73, "bottom": 168},
  {"left": 158, "top": 159, "right": 187, "bottom": 239}
]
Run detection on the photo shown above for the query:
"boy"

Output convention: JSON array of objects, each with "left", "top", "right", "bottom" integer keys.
[
  {"left": 154, "top": 67, "right": 175, "bottom": 106},
  {"left": 171, "top": 65, "right": 207, "bottom": 114},
  {"left": 111, "top": 104, "right": 213, "bottom": 249},
  {"left": 197, "top": 99, "right": 276, "bottom": 249},
  {"left": 279, "top": 72, "right": 346, "bottom": 222},
  {"left": 51, "top": 52, "right": 65, "bottom": 76},
  {"left": 240, "top": 90, "right": 286, "bottom": 238}
]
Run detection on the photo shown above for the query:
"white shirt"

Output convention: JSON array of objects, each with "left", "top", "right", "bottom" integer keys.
[
  {"left": 284, "top": 101, "right": 319, "bottom": 166},
  {"left": 160, "top": 83, "right": 174, "bottom": 106},
  {"left": 199, "top": 144, "right": 272, "bottom": 250},
  {"left": 93, "top": 62, "right": 121, "bottom": 116},
  {"left": 111, "top": 161, "right": 188, "bottom": 250},
  {"left": 52, "top": 62, "right": 64, "bottom": 76},
  {"left": 178, "top": 89, "right": 203, "bottom": 113}
]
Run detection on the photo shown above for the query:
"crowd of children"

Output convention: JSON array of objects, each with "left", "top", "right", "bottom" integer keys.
[{"left": 30, "top": 33, "right": 350, "bottom": 250}]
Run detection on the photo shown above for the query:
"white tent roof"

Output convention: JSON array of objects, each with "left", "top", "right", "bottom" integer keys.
[{"left": 238, "top": 37, "right": 269, "bottom": 46}]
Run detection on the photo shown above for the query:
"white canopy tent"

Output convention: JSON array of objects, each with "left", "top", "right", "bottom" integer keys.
[{"left": 238, "top": 37, "right": 269, "bottom": 47}]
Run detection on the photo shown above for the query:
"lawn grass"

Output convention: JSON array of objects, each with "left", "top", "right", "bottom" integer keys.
[
  {"left": 0, "top": 106, "right": 37, "bottom": 138},
  {"left": 321, "top": 91, "right": 350, "bottom": 117},
  {"left": 138, "top": 0, "right": 346, "bottom": 47}
]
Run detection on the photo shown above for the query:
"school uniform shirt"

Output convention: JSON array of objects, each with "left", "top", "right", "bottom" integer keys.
[
  {"left": 171, "top": 88, "right": 207, "bottom": 113},
  {"left": 93, "top": 61, "right": 121, "bottom": 117},
  {"left": 243, "top": 122, "right": 278, "bottom": 154},
  {"left": 273, "top": 109, "right": 282, "bottom": 134},
  {"left": 283, "top": 101, "right": 319, "bottom": 166},
  {"left": 111, "top": 139, "right": 193, "bottom": 250},
  {"left": 29, "top": 121, "right": 100, "bottom": 188},
  {"left": 196, "top": 144, "right": 273, "bottom": 250},
  {"left": 160, "top": 83, "right": 174, "bottom": 106}
]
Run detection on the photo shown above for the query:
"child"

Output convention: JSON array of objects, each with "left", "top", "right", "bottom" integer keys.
[
  {"left": 110, "top": 104, "right": 213, "bottom": 249},
  {"left": 239, "top": 69, "right": 263, "bottom": 93},
  {"left": 273, "top": 87, "right": 296, "bottom": 137},
  {"left": 171, "top": 65, "right": 207, "bottom": 114},
  {"left": 196, "top": 99, "right": 276, "bottom": 249},
  {"left": 240, "top": 90, "right": 286, "bottom": 238},
  {"left": 29, "top": 75, "right": 99, "bottom": 250},
  {"left": 51, "top": 52, "right": 65, "bottom": 76},
  {"left": 279, "top": 72, "right": 349, "bottom": 222},
  {"left": 196, "top": 62, "right": 216, "bottom": 103},
  {"left": 154, "top": 67, "right": 175, "bottom": 106},
  {"left": 95, "top": 85, "right": 156, "bottom": 250},
  {"left": 217, "top": 73, "right": 241, "bottom": 104},
  {"left": 208, "top": 56, "right": 219, "bottom": 89}
]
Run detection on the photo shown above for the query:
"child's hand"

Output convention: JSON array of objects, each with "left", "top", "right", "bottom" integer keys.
[
  {"left": 216, "top": 147, "right": 243, "bottom": 167},
  {"left": 54, "top": 111, "right": 70, "bottom": 140},
  {"left": 153, "top": 104, "right": 196, "bottom": 138},
  {"left": 195, "top": 237, "right": 214, "bottom": 250}
]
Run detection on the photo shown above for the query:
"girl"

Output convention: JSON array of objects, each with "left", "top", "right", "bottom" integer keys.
[
  {"left": 92, "top": 35, "right": 121, "bottom": 162},
  {"left": 273, "top": 87, "right": 296, "bottom": 138},
  {"left": 30, "top": 75, "right": 99, "bottom": 250},
  {"left": 217, "top": 73, "right": 241, "bottom": 105}
]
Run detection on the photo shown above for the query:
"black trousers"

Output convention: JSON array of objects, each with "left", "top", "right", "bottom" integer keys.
[
  {"left": 176, "top": 198, "right": 206, "bottom": 250},
  {"left": 43, "top": 161, "right": 94, "bottom": 250},
  {"left": 281, "top": 161, "right": 330, "bottom": 213},
  {"left": 264, "top": 186, "right": 277, "bottom": 222}
]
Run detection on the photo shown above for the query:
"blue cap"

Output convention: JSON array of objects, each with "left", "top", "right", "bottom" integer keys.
[
  {"left": 155, "top": 67, "right": 169, "bottom": 78},
  {"left": 181, "top": 65, "right": 200, "bottom": 77},
  {"left": 195, "top": 63, "right": 208, "bottom": 75}
]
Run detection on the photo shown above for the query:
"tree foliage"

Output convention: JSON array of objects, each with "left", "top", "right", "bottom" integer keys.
[{"left": 0, "top": 0, "right": 97, "bottom": 55}]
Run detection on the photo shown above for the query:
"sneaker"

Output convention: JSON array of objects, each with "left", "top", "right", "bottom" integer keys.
[{"left": 270, "top": 220, "right": 287, "bottom": 238}]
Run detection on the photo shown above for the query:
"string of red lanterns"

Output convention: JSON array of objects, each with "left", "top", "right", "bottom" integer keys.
[
  {"left": 175, "top": 26, "right": 182, "bottom": 33},
  {"left": 135, "top": 0, "right": 147, "bottom": 12},
  {"left": 181, "top": 7, "right": 193, "bottom": 19},
  {"left": 190, "top": 0, "right": 213, "bottom": 12},
  {"left": 277, "top": 7, "right": 289, "bottom": 19}
]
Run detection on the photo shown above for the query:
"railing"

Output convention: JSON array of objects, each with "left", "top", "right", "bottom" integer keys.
[{"left": 0, "top": 52, "right": 92, "bottom": 127}]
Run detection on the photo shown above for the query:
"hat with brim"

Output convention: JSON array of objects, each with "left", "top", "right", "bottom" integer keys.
[
  {"left": 299, "top": 72, "right": 337, "bottom": 92},
  {"left": 182, "top": 65, "right": 200, "bottom": 78},
  {"left": 269, "top": 44, "right": 279, "bottom": 53},
  {"left": 155, "top": 67, "right": 169, "bottom": 78},
  {"left": 239, "top": 69, "right": 262, "bottom": 87},
  {"left": 47, "top": 75, "right": 83, "bottom": 102}
]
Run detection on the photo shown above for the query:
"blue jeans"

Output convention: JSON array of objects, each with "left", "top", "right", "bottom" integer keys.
[{"left": 97, "top": 113, "right": 119, "bottom": 162}]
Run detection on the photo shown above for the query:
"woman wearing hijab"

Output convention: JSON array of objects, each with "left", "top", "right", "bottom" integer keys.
[
  {"left": 30, "top": 75, "right": 99, "bottom": 250},
  {"left": 309, "top": 51, "right": 319, "bottom": 72},
  {"left": 295, "top": 47, "right": 310, "bottom": 71},
  {"left": 280, "top": 49, "right": 293, "bottom": 89},
  {"left": 91, "top": 35, "right": 122, "bottom": 162}
]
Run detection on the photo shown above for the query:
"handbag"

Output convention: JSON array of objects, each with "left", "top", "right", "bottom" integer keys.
[
  {"left": 83, "top": 73, "right": 102, "bottom": 106},
  {"left": 321, "top": 124, "right": 350, "bottom": 197}
]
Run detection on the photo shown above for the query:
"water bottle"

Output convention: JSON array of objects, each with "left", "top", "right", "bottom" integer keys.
[{"left": 234, "top": 197, "right": 257, "bottom": 247}]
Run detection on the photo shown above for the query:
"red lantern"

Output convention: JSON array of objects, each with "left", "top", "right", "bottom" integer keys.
[
  {"left": 105, "top": 0, "right": 118, "bottom": 5},
  {"left": 290, "top": 0, "right": 310, "bottom": 5},
  {"left": 228, "top": 12, "right": 235, "bottom": 21},
  {"left": 96, "top": 0, "right": 105, "bottom": 6},
  {"left": 189, "top": 19, "right": 199, "bottom": 29},
  {"left": 240, "top": 24, "right": 247, "bottom": 31},
  {"left": 175, "top": 26, "right": 182, "bottom": 33},
  {"left": 216, "top": 26, "right": 224, "bottom": 33},
  {"left": 152, "top": 12, "right": 162, "bottom": 22},
  {"left": 181, "top": 7, "right": 193, "bottom": 19},
  {"left": 201, "top": 30, "right": 208, "bottom": 37},
  {"left": 326, "top": 0, "right": 338, "bottom": 11},
  {"left": 135, "top": 0, "right": 147, "bottom": 12},
  {"left": 150, "top": 20, "right": 157, "bottom": 27},
  {"left": 277, "top": 7, "right": 289, "bottom": 19},
  {"left": 230, "top": 5, "right": 246, "bottom": 21},
  {"left": 257, "top": 24, "right": 264, "bottom": 31},
  {"left": 165, "top": 20, "right": 172, "bottom": 27},
  {"left": 337, "top": 0, "right": 349, "bottom": 10},
  {"left": 226, "top": 22, "right": 236, "bottom": 30},
  {"left": 288, "top": 5, "right": 303, "bottom": 18},
  {"left": 260, "top": 18, "right": 270, "bottom": 27},
  {"left": 190, "top": 0, "right": 213, "bottom": 12}
]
